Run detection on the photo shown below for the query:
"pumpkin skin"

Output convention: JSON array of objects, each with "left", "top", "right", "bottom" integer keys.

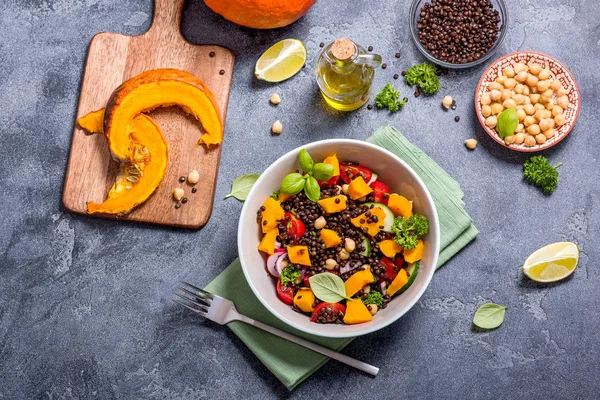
[
  {"left": 105, "top": 68, "right": 222, "bottom": 162},
  {"left": 86, "top": 114, "right": 169, "bottom": 215},
  {"left": 204, "top": 0, "right": 317, "bottom": 29}
]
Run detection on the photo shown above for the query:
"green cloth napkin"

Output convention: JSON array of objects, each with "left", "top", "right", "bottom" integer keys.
[{"left": 205, "top": 126, "right": 478, "bottom": 390}]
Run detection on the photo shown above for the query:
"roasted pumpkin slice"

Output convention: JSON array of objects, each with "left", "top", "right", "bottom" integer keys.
[
  {"left": 87, "top": 114, "right": 169, "bottom": 215},
  {"left": 77, "top": 108, "right": 105, "bottom": 134},
  {"left": 105, "top": 68, "right": 222, "bottom": 162}
]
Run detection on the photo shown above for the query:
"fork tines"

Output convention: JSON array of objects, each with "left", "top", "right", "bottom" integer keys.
[{"left": 174, "top": 281, "right": 213, "bottom": 315}]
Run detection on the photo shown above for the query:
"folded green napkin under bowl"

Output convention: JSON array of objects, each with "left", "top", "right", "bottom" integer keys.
[{"left": 205, "top": 126, "right": 478, "bottom": 390}]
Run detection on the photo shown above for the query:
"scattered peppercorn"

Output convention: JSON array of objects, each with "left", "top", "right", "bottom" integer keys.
[
  {"left": 219, "top": 69, "right": 225, "bottom": 75},
  {"left": 182, "top": 197, "right": 188, "bottom": 204},
  {"left": 395, "top": 52, "right": 401, "bottom": 58},
  {"left": 368, "top": 45, "right": 373, "bottom": 51},
  {"left": 175, "top": 203, "right": 181, "bottom": 209},
  {"left": 192, "top": 187, "right": 198, "bottom": 194},
  {"left": 209, "top": 51, "right": 215, "bottom": 57},
  {"left": 455, "top": 116, "right": 461, "bottom": 122},
  {"left": 393, "top": 73, "right": 399, "bottom": 79},
  {"left": 403, "top": 97, "right": 409, "bottom": 103},
  {"left": 319, "top": 42, "right": 324, "bottom": 47},
  {"left": 381, "top": 63, "right": 387, "bottom": 69},
  {"left": 414, "top": 90, "right": 421, "bottom": 97},
  {"left": 401, "top": 71, "right": 406, "bottom": 76},
  {"left": 179, "top": 176, "right": 186, "bottom": 182},
  {"left": 367, "top": 104, "right": 373, "bottom": 110}
]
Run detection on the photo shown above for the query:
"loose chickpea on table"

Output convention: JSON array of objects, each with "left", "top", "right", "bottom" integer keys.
[{"left": 480, "top": 60, "right": 570, "bottom": 147}]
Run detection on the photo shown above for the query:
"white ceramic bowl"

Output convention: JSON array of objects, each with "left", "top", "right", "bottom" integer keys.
[{"left": 238, "top": 139, "right": 440, "bottom": 338}]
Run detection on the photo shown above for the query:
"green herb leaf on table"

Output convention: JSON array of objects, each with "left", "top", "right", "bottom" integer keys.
[
  {"left": 362, "top": 291, "right": 384, "bottom": 307},
  {"left": 473, "top": 303, "right": 507, "bottom": 330},
  {"left": 309, "top": 272, "right": 350, "bottom": 303},
  {"left": 225, "top": 173, "right": 260, "bottom": 200},
  {"left": 280, "top": 266, "right": 301, "bottom": 286},
  {"left": 312, "top": 163, "right": 334, "bottom": 181},
  {"left": 523, "top": 155, "right": 562, "bottom": 193},
  {"left": 304, "top": 176, "right": 321, "bottom": 202},
  {"left": 280, "top": 173, "right": 306, "bottom": 195},
  {"left": 497, "top": 108, "right": 519, "bottom": 138},
  {"left": 391, "top": 214, "right": 429, "bottom": 250},
  {"left": 375, "top": 83, "right": 407, "bottom": 112},
  {"left": 298, "top": 148, "right": 314, "bottom": 173},
  {"left": 405, "top": 62, "right": 440, "bottom": 95}
]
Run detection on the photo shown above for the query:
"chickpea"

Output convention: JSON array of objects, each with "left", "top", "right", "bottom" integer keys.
[
  {"left": 524, "top": 104, "right": 535, "bottom": 115},
  {"left": 344, "top": 238, "right": 356, "bottom": 253},
  {"left": 530, "top": 94, "right": 540, "bottom": 104},
  {"left": 554, "top": 113, "right": 566, "bottom": 126},
  {"left": 515, "top": 123, "right": 525, "bottom": 133},
  {"left": 513, "top": 94, "right": 526, "bottom": 105},
  {"left": 539, "top": 69, "right": 551, "bottom": 80},
  {"left": 325, "top": 258, "right": 338, "bottom": 270},
  {"left": 339, "top": 249, "right": 350, "bottom": 260},
  {"left": 514, "top": 84, "right": 525, "bottom": 94},
  {"left": 491, "top": 103, "right": 504, "bottom": 115},
  {"left": 526, "top": 74, "right": 539, "bottom": 87},
  {"left": 552, "top": 105, "right": 564, "bottom": 117},
  {"left": 527, "top": 124, "right": 541, "bottom": 135},
  {"left": 488, "top": 82, "right": 502, "bottom": 91},
  {"left": 363, "top": 284, "right": 371, "bottom": 294},
  {"left": 524, "top": 135, "right": 537, "bottom": 147},
  {"left": 269, "top": 93, "right": 281, "bottom": 105},
  {"left": 558, "top": 95, "right": 569, "bottom": 109},
  {"left": 272, "top": 120, "right": 283, "bottom": 134},
  {"left": 522, "top": 86, "right": 530, "bottom": 96},
  {"left": 551, "top": 80, "right": 562, "bottom": 91},
  {"left": 481, "top": 92, "right": 492, "bottom": 105},
  {"left": 481, "top": 105, "right": 492, "bottom": 117},
  {"left": 367, "top": 304, "right": 379, "bottom": 316},
  {"left": 539, "top": 118, "right": 553, "bottom": 132},
  {"left": 514, "top": 62, "right": 527, "bottom": 73},
  {"left": 503, "top": 66, "right": 516, "bottom": 78},
  {"left": 516, "top": 108, "right": 526, "bottom": 121},
  {"left": 545, "top": 99, "right": 555, "bottom": 110},
  {"left": 528, "top": 62, "right": 542, "bottom": 75},
  {"left": 557, "top": 87, "right": 567, "bottom": 97},
  {"left": 515, "top": 71, "right": 528, "bottom": 83},
  {"left": 465, "top": 138, "right": 478, "bottom": 150},
  {"left": 545, "top": 109, "right": 553, "bottom": 119},
  {"left": 534, "top": 109, "right": 546, "bottom": 122},
  {"left": 501, "top": 89, "right": 513, "bottom": 101},
  {"left": 535, "top": 133, "right": 547, "bottom": 144},
  {"left": 496, "top": 75, "right": 507, "bottom": 85},
  {"left": 537, "top": 80, "right": 552, "bottom": 92},
  {"left": 314, "top": 216, "right": 327, "bottom": 230},
  {"left": 534, "top": 103, "right": 546, "bottom": 111},
  {"left": 516, "top": 105, "right": 524, "bottom": 111},
  {"left": 342, "top": 184, "right": 349, "bottom": 194},
  {"left": 544, "top": 128, "right": 556, "bottom": 139},
  {"left": 523, "top": 115, "right": 536, "bottom": 127},
  {"left": 514, "top": 133, "right": 526, "bottom": 144},
  {"left": 502, "top": 99, "right": 517, "bottom": 109},
  {"left": 485, "top": 115, "right": 498, "bottom": 128},
  {"left": 173, "top": 188, "right": 184, "bottom": 201},
  {"left": 504, "top": 78, "right": 517, "bottom": 89},
  {"left": 490, "top": 89, "right": 502, "bottom": 101},
  {"left": 188, "top": 169, "right": 200, "bottom": 184},
  {"left": 504, "top": 135, "right": 516, "bottom": 145},
  {"left": 542, "top": 89, "right": 554, "bottom": 99}
]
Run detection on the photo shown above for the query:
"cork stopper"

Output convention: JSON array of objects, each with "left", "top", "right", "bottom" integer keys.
[{"left": 331, "top": 38, "right": 355, "bottom": 61}]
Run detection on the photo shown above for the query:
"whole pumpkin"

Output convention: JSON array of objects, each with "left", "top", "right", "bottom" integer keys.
[{"left": 204, "top": 0, "right": 317, "bottom": 29}]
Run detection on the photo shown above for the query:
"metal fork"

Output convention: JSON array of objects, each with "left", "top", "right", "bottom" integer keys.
[{"left": 174, "top": 282, "right": 379, "bottom": 376}]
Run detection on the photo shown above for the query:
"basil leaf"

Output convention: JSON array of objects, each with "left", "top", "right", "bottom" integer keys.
[
  {"left": 298, "top": 149, "right": 314, "bottom": 173},
  {"left": 280, "top": 173, "right": 305, "bottom": 195},
  {"left": 312, "top": 163, "right": 334, "bottom": 181},
  {"left": 497, "top": 108, "right": 519, "bottom": 138},
  {"left": 225, "top": 173, "right": 260, "bottom": 201},
  {"left": 304, "top": 176, "right": 320, "bottom": 202},
  {"left": 309, "top": 272, "right": 350, "bottom": 302},
  {"left": 473, "top": 303, "right": 507, "bottom": 329}
]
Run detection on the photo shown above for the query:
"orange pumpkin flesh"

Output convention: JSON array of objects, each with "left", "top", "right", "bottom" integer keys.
[
  {"left": 77, "top": 108, "right": 105, "bottom": 134},
  {"left": 204, "top": 0, "right": 316, "bottom": 29},
  {"left": 105, "top": 68, "right": 222, "bottom": 162}
]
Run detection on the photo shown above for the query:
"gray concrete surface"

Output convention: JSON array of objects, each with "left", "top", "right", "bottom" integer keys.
[{"left": 1, "top": 0, "right": 598, "bottom": 398}]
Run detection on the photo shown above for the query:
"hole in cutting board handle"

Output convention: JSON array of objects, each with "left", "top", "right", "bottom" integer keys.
[{"left": 147, "top": 0, "right": 186, "bottom": 38}]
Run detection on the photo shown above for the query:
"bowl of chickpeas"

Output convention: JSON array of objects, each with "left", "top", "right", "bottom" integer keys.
[{"left": 475, "top": 51, "right": 580, "bottom": 151}]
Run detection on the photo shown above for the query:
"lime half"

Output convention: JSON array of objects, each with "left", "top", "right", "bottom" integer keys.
[
  {"left": 522, "top": 242, "right": 579, "bottom": 283},
  {"left": 255, "top": 39, "right": 307, "bottom": 82}
]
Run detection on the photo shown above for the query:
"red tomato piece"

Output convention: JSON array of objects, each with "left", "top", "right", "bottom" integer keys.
[
  {"left": 394, "top": 255, "right": 405, "bottom": 269},
  {"left": 380, "top": 256, "right": 398, "bottom": 281},
  {"left": 284, "top": 212, "right": 306, "bottom": 242},
  {"left": 276, "top": 279, "right": 295, "bottom": 305},
  {"left": 310, "top": 302, "right": 347, "bottom": 322},
  {"left": 318, "top": 174, "right": 340, "bottom": 187},
  {"left": 340, "top": 164, "right": 373, "bottom": 184},
  {"left": 303, "top": 268, "right": 311, "bottom": 287},
  {"left": 370, "top": 181, "right": 391, "bottom": 205}
]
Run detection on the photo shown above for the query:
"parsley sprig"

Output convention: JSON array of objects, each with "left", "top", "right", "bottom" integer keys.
[
  {"left": 405, "top": 62, "right": 440, "bottom": 95},
  {"left": 523, "top": 155, "right": 562, "bottom": 193},
  {"left": 375, "top": 83, "right": 406, "bottom": 112},
  {"left": 391, "top": 214, "right": 429, "bottom": 250}
]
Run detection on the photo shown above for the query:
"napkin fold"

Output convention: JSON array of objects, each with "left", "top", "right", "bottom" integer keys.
[{"left": 205, "top": 126, "right": 478, "bottom": 390}]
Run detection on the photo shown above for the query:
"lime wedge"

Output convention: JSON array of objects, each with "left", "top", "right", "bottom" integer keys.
[
  {"left": 522, "top": 242, "right": 579, "bottom": 282},
  {"left": 255, "top": 39, "right": 307, "bottom": 82}
]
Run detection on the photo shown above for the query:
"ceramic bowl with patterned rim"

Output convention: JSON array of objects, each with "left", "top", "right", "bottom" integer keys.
[{"left": 475, "top": 51, "right": 580, "bottom": 152}]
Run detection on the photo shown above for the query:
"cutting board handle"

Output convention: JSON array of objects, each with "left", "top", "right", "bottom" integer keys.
[{"left": 147, "top": 0, "right": 186, "bottom": 38}]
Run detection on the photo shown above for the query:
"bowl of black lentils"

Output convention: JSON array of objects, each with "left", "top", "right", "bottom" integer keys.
[{"left": 410, "top": 0, "right": 508, "bottom": 69}]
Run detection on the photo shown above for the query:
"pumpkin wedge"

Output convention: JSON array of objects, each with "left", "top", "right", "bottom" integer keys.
[
  {"left": 87, "top": 114, "right": 169, "bottom": 215},
  {"left": 77, "top": 108, "right": 105, "bottom": 134},
  {"left": 104, "top": 68, "right": 222, "bottom": 162}
]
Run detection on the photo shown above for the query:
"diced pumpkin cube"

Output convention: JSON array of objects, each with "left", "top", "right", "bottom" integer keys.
[
  {"left": 343, "top": 298, "right": 373, "bottom": 324},
  {"left": 388, "top": 193, "right": 412, "bottom": 218},
  {"left": 293, "top": 288, "right": 315, "bottom": 313},
  {"left": 378, "top": 240, "right": 403, "bottom": 258},
  {"left": 387, "top": 268, "right": 409, "bottom": 296},
  {"left": 261, "top": 197, "right": 284, "bottom": 233},
  {"left": 404, "top": 240, "right": 424, "bottom": 263},
  {"left": 350, "top": 207, "right": 387, "bottom": 237},
  {"left": 323, "top": 154, "right": 340, "bottom": 176},
  {"left": 257, "top": 228, "right": 278, "bottom": 255},
  {"left": 318, "top": 195, "right": 347, "bottom": 214},
  {"left": 344, "top": 268, "right": 375, "bottom": 297},
  {"left": 278, "top": 192, "right": 292, "bottom": 203},
  {"left": 287, "top": 245, "right": 312, "bottom": 266},
  {"left": 320, "top": 229, "right": 342, "bottom": 248},
  {"left": 347, "top": 176, "right": 373, "bottom": 200}
]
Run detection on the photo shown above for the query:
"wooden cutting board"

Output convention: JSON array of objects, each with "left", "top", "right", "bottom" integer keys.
[{"left": 62, "top": 0, "right": 234, "bottom": 229}]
